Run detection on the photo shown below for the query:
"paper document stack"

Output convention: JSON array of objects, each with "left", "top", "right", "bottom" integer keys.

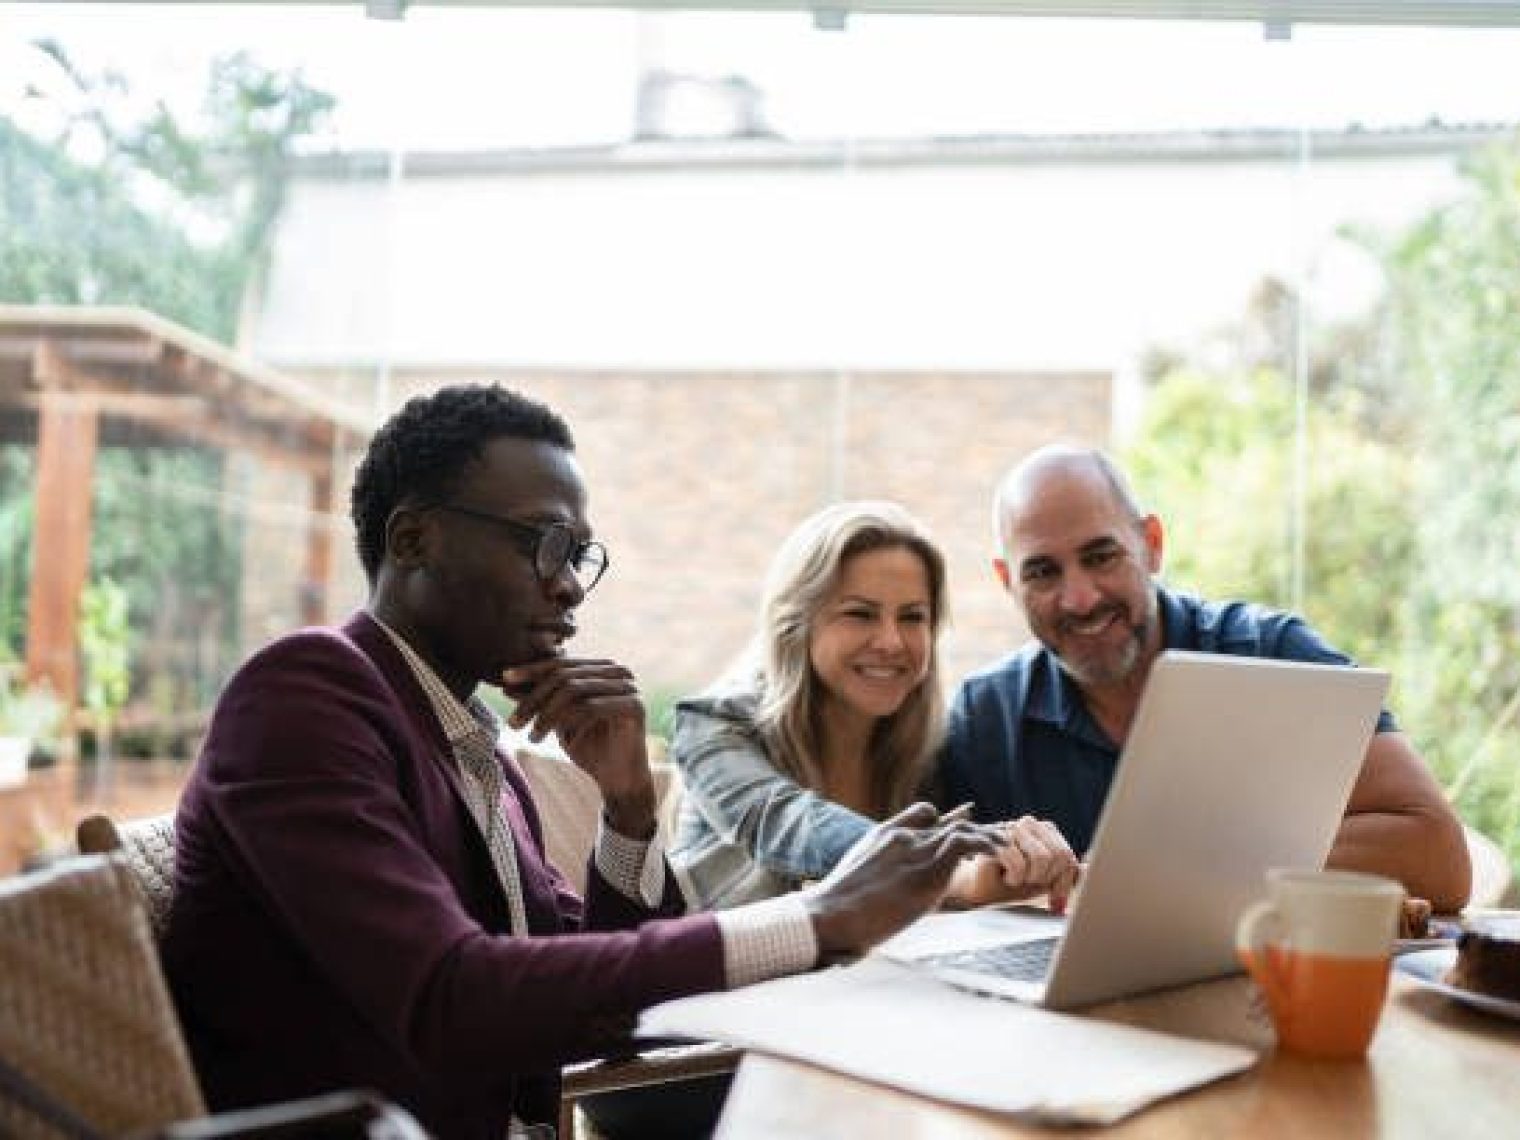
[{"left": 640, "top": 957, "right": 1257, "bottom": 1126}]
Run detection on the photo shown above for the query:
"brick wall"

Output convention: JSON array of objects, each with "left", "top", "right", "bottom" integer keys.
[{"left": 309, "top": 368, "right": 1111, "bottom": 701}]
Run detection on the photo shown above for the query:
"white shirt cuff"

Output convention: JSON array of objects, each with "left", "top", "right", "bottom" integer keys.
[
  {"left": 714, "top": 894, "right": 819, "bottom": 989},
  {"left": 594, "top": 818, "right": 667, "bottom": 909}
]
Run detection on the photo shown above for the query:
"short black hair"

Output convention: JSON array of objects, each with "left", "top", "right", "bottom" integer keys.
[{"left": 350, "top": 384, "right": 574, "bottom": 584}]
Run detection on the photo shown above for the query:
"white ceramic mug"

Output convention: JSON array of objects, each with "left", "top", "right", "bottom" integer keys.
[{"left": 1235, "top": 868, "right": 1403, "bottom": 1058}]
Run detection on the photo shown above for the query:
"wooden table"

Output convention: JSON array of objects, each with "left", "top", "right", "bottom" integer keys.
[{"left": 714, "top": 972, "right": 1520, "bottom": 1138}]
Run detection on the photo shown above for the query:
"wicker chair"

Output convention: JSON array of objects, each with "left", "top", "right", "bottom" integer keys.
[
  {"left": 76, "top": 812, "right": 176, "bottom": 936},
  {"left": 78, "top": 789, "right": 737, "bottom": 1140},
  {"left": 0, "top": 855, "right": 424, "bottom": 1139},
  {"left": 0, "top": 855, "right": 205, "bottom": 1138},
  {"left": 513, "top": 749, "right": 684, "bottom": 895}
]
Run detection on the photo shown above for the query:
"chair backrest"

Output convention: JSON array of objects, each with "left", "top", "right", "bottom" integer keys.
[
  {"left": 514, "top": 749, "right": 683, "bottom": 895},
  {"left": 1465, "top": 823, "right": 1516, "bottom": 909},
  {"left": 76, "top": 812, "right": 178, "bottom": 939},
  {"left": 0, "top": 854, "right": 207, "bottom": 1138},
  {"left": 60, "top": 782, "right": 706, "bottom": 1140}
]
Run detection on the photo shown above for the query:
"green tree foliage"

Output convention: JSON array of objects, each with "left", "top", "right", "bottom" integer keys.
[
  {"left": 1372, "top": 140, "right": 1520, "bottom": 860},
  {"left": 78, "top": 577, "right": 130, "bottom": 720},
  {"left": 0, "top": 114, "right": 236, "bottom": 334},
  {"left": 0, "top": 448, "right": 35, "bottom": 656},
  {"left": 109, "top": 49, "right": 335, "bottom": 322},
  {"left": 1129, "top": 138, "right": 1520, "bottom": 873},
  {"left": 89, "top": 448, "right": 243, "bottom": 713},
  {"left": 1, "top": 42, "right": 333, "bottom": 341},
  {"left": 1126, "top": 367, "right": 1415, "bottom": 676},
  {"left": 0, "top": 44, "right": 333, "bottom": 727},
  {"left": 77, "top": 576, "right": 130, "bottom": 794}
]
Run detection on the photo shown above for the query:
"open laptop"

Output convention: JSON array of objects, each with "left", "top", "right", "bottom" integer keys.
[{"left": 878, "top": 649, "right": 1390, "bottom": 1009}]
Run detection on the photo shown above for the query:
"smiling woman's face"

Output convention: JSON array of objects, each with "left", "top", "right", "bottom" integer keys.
[{"left": 808, "top": 546, "right": 934, "bottom": 727}]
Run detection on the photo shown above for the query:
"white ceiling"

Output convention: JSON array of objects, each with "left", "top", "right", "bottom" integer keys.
[{"left": 145, "top": 1, "right": 1520, "bottom": 29}]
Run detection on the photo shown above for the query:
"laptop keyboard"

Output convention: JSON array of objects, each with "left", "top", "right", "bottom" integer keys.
[{"left": 918, "top": 936, "right": 1060, "bottom": 982}]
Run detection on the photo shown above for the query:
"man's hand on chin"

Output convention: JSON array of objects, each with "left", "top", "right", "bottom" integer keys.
[{"left": 502, "top": 656, "right": 657, "bottom": 840}]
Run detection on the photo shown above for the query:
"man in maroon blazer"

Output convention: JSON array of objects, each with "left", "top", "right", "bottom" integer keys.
[{"left": 163, "top": 384, "right": 994, "bottom": 1140}]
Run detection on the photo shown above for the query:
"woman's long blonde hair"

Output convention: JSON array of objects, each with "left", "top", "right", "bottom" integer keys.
[{"left": 746, "top": 501, "right": 949, "bottom": 819}]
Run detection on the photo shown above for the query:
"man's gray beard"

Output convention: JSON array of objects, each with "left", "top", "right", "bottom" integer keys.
[{"left": 1054, "top": 619, "right": 1149, "bottom": 689}]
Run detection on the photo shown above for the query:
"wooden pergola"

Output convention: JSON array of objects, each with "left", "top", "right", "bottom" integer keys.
[{"left": 0, "top": 305, "right": 374, "bottom": 705}]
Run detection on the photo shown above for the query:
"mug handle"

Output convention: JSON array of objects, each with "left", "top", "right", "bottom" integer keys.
[{"left": 1236, "top": 900, "right": 1291, "bottom": 1010}]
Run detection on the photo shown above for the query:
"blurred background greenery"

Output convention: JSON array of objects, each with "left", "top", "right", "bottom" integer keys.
[{"left": 1127, "top": 140, "right": 1520, "bottom": 876}]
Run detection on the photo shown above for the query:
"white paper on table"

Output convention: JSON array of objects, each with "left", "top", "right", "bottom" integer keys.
[{"left": 640, "top": 957, "right": 1258, "bottom": 1126}]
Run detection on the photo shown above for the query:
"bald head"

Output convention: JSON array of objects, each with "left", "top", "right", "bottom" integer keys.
[
  {"left": 993, "top": 445, "right": 1144, "bottom": 554},
  {"left": 990, "top": 445, "right": 1163, "bottom": 690}
]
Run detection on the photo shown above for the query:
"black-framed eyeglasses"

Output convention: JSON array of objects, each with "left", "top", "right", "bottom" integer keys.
[{"left": 432, "top": 503, "right": 609, "bottom": 593}]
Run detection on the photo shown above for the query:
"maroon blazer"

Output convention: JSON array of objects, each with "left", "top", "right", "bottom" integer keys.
[{"left": 163, "top": 612, "right": 724, "bottom": 1140}]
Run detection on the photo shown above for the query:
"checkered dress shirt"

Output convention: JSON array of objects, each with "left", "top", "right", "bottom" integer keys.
[{"left": 380, "top": 624, "right": 534, "bottom": 933}]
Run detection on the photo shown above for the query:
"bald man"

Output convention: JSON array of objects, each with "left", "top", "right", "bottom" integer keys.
[{"left": 938, "top": 444, "right": 1471, "bottom": 913}]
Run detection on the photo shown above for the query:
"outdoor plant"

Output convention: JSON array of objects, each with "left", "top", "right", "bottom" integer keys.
[
  {"left": 78, "top": 577, "right": 131, "bottom": 797},
  {"left": 0, "top": 665, "right": 64, "bottom": 744},
  {"left": 0, "top": 662, "right": 65, "bottom": 787}
]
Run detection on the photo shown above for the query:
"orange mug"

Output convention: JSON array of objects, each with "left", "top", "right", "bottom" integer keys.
[{"left": 1235, "top": 869, "right": 1403, "bottom": 1059}]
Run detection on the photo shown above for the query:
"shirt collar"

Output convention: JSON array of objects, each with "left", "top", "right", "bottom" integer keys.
[
  {"left": 1156, "top": 583, "right": 1192, "bottom": 650},
  {"left": 371, "top": 615, "right": 502, "bottom": 746}
]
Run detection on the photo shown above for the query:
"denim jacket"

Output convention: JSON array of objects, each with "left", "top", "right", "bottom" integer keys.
[{"left": 669, "top": 686, "right": 874, "bottom": 910}]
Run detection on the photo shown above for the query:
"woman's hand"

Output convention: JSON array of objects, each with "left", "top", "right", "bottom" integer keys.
[{"left": 941, "top": 816, "right": 1081, "bottom": 914}]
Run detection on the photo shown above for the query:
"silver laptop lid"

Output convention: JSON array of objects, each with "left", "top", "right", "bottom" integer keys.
[{"left": 1042, "top": 650, "right": 1389, "bottom": 1008}]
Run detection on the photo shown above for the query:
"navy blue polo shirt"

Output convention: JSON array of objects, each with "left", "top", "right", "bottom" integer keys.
[{"left": 937, "top": 586, "right": 1396, "bottom": 856}]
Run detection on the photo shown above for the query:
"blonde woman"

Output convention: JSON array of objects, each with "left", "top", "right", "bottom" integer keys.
[{"left": 670, "top": 501, "right": 1078, "bottom": 911}]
